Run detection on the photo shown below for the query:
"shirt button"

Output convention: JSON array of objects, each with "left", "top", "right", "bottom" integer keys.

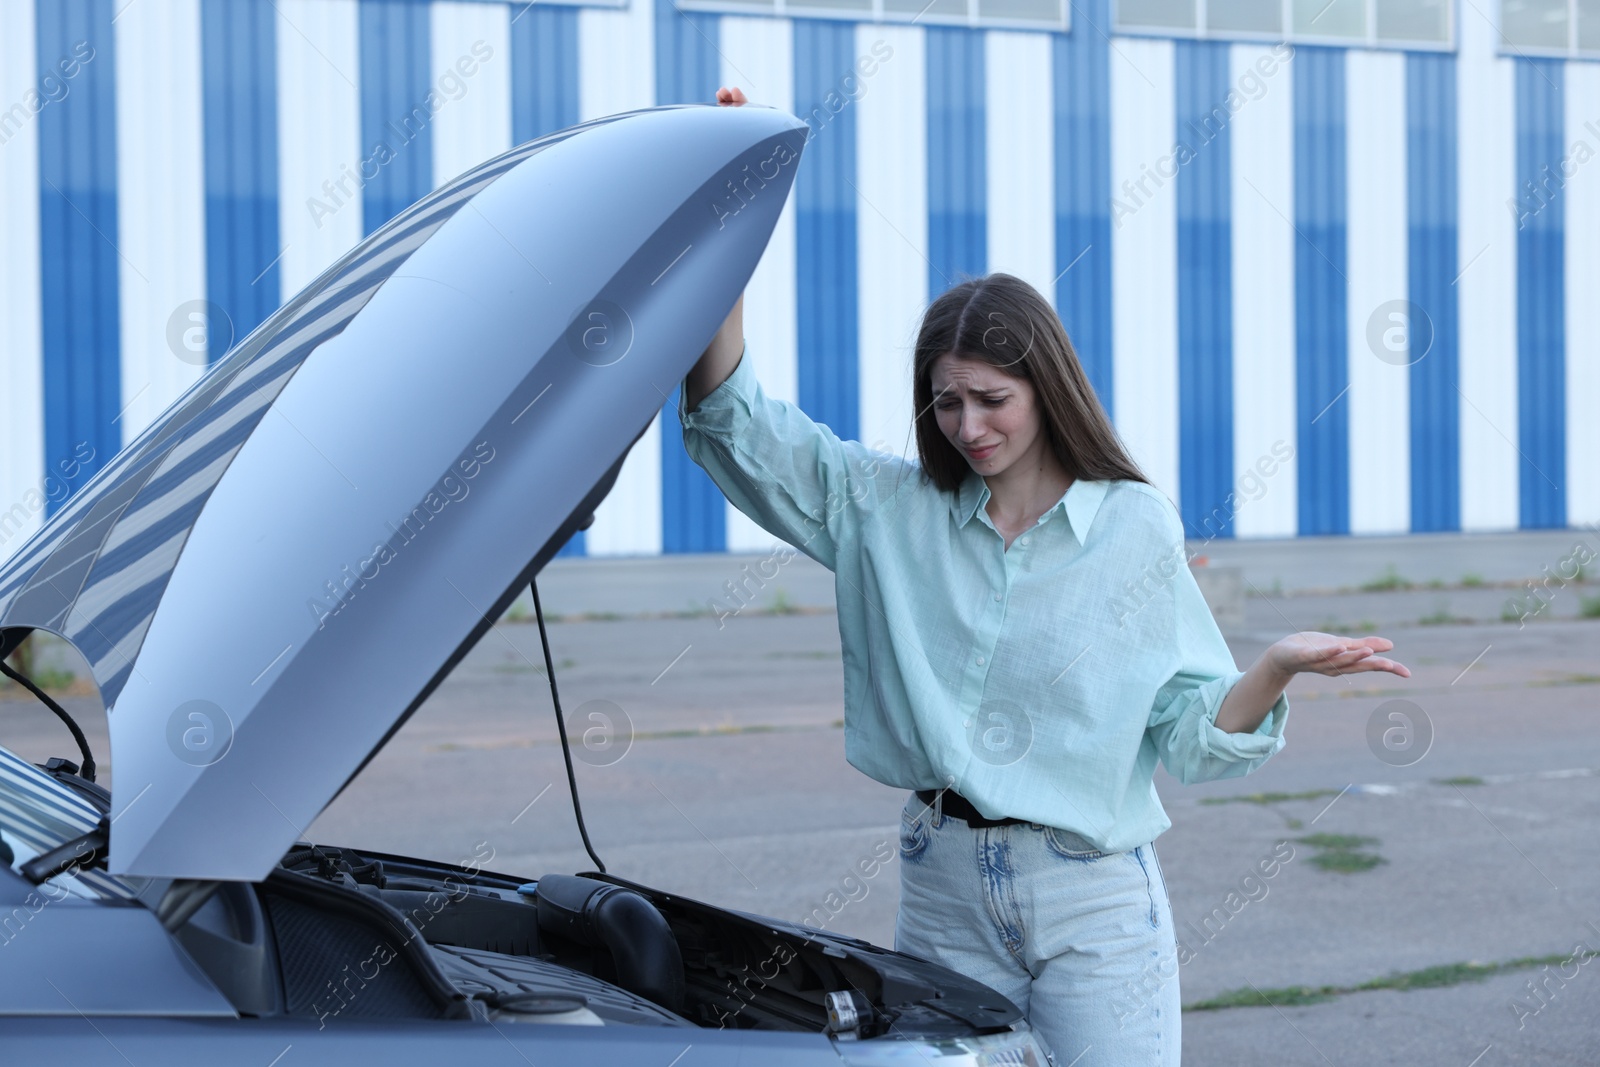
[
  {"left": 963, "top": 719, "right": 972, "bottom": 728},
  {"left": 976, "top": 656, "right": 985, "bottom": 666},
  {"left": 993, "top": 592, "right": 1002, "bottom": 601},
  {"left": 1019, "top": 536, "right": 1031, "bottom": 546}
]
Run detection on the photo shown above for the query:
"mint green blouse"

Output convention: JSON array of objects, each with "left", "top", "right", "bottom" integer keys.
[{"left": 678, "top": 345, "right": 1289, "bottom": 852}]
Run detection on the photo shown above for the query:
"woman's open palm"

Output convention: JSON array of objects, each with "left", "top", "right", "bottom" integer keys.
[{"left": 1267, "top": 632, "right": 1411, "bottom": 679}]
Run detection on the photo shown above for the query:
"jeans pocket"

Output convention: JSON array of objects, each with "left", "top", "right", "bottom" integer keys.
[
  {"left": 1041, "top": 825, "right": 1106, "bottom": 862},
  {"left": 899, "top": 803, "right": 930, "bottom": 863}
]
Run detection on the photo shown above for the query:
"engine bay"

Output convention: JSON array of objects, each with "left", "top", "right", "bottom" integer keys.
[{"left": 164, "top": 842, "right": 1023, "bottom": 1038}]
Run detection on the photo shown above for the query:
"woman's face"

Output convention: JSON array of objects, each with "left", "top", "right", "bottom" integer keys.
[{"left": 929, "top": 353, "right": 1048, "bottom": 479}]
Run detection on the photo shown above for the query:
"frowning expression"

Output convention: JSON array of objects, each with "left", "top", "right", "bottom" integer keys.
[{"left": 929, "top": 354, "right": 1047, "bottom": 478}]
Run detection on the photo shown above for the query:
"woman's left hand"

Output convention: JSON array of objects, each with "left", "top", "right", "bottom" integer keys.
[{"left": 1265, "top": 632, "right": 1411, "bottom": 679}]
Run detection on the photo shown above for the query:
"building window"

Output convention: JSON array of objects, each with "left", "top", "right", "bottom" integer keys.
[
  {"left": 1113, "top": 0, "right": 1452, "bottom": 47},
  {"left": 671, "top": 0, "right": 1070, "bottom": 31},
  {"left": 1500, "top": 0, "right": 1600, "bottom": 55}
]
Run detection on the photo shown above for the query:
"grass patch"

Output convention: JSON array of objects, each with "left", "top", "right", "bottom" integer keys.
[
  {"left": 1360, "top": 564, "right": 1413, "bottom": 592},
  {"left": 1580, "top": 595, "right": 1600, "bottom": 619},
  {"left": 1295, "top": 833, "right": 1376, "bottom": 850},
  {"left": 1309, "top": 850, "right": 1385, "bottom": 872},
  {"left": 1199, "top": 788, "right": 1343, "bottom": 807},
  {"left": 1529, "top": 673, "right": 1600, "bottom": 687},
  {"left": 492, "top": 657, "right": 575, "bottom": 674},
  {"left": 1461, "top": 572, "right": 1485, "bottom": 588},
  {"left": 1185, "top": 953, "right": 1593, "bottom": 1012},
  {"left": 1419, "top": 606, "right": 1472, "bottom": 626},
  {"left": 1313, "top": 618, "right": 1379, "bottom": 634},
  {"left": 5, "top": 667, "right": 78, "bottom": 691},
  {"left": 1296, "top": 832, "right": 1385, "bottom": 874},
  {"left": 1435, "top": 775, "right": 1485, "bottom": 786}
]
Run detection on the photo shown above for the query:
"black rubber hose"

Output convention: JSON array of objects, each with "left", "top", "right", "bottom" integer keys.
[
  {"left": 0, "top": 656, "right": 96, "bottom": 782},
  {"left": 534, "top": 875, "right": 685, "bottom": 1013}
]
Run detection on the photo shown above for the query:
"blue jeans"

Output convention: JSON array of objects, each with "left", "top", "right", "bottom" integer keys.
[{"left": 893, "top": 792, "right": 1181, "bottom": 1066}]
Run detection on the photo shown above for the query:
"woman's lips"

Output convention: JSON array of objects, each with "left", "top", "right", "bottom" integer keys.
[{"left": 964, "top": 443, "right": 998, "bottom": 461}]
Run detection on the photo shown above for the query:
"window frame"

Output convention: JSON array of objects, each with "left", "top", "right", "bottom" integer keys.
[
  {"left": 1110, "top": 0, "right": 1456, "bottom": 51},
  {"left": 671, "top": 0, "right": 1071, "bottom": 33},
  {"left": 1494, "top": 0, "right": 1600, "bottom": 58}
]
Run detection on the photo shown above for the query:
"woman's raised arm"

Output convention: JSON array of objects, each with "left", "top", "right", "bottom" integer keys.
[
  {"left": 685, "top": 290, "right": 743, "bottom": 412},
  {"left": 684, "top": 84, "right": 751, "bottom": 412}
]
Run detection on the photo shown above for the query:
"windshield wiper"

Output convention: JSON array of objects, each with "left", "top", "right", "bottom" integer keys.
[{"left": 19, "top": 814, "right": 108, "bottom": 884}]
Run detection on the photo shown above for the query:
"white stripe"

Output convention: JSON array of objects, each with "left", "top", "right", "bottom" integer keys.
[
  {"left": 0, "top": 0, "right": 45, "bottom": 559},
  {"left": 276, "top": 0, "right": 363, "bottom": 297},
  {"left": 67, "top": 525, "right": 192, "bottom": 635},
  {"left": 1456, "top": 5, "right": 1519, "bottom": 531},
  {"left": 856, "top": 24, "right": 925, "bottom": 464},
  {"left": 586, "top": 418, "right": 662, "bottom": 556},
  {"left": 580, "top": 0, "right": 659, "bottom": 555},
  {"left": 114, "top": 0, "right": 207, "bottom": 447},
  {"left": 1228, "top": 43, "right": 1297, "bottom": 540},
  {"left": 1566, "top": 62, "right": 1600, "bottom": 528},
  {"left": 720, "top": 16, "right": 798, "bottom": 553},
  {"left": 1344, "top": 49, "right": 1410, "bottom": 535},
  {"left": 578, "top": 0, "right": 655, "bottom": 122},
  {"left": 430, "top": 1, "right": 512, "bottom": 190},
  {"left": 985, "top": 30, "right": 1055, "bottom": 305},
  {"left": 1109, "top": 38, "right": 1179, "bottom": 506}
]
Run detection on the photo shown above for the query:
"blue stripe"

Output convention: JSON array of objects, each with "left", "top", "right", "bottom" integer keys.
[
  {"left": 794, "top": 21, "right": 860, "bottom": 444},
  {"left": 655, "top": 0, "right": 725, "bottom": 554},
  {"left": 201, "top": 0, "right": 281, "bottom": 354},
  {"left": 1292, "top": 47, "right": 1348, "bottom": 536},
  {"left": 69, "top": 570, "right": 175, "bottom": 669},
  {"left": 511, "top": 5, "right": 579, "bottom": 142},
  {"left": 1174, "top": 41, "right": 1234, "bottom": 541},
  {"left": 1053, "top": 0, "right": 1114, "bottom": 414},
  {"left": 1405, "top": 52, "right": 1459, "bottom": 533},
  {"left": 359, "top": 0, "right": 434, "bottom": 235},
  {"left": 926, "top": 27, "right": 986, "bottom": 297},
  {"left": 511, "top": 4, "right": 586, "bottom": 557},
  {"left": 1514, "top": 59, "right": 1566, "bottom": 529},
  {"left": 35, "top": 0, "right": 120, "bottom": 514}
]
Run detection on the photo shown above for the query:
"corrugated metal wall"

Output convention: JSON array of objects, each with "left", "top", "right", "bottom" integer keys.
[{"left": 0, "top": 0, "right": 1596, "bottom": 566}]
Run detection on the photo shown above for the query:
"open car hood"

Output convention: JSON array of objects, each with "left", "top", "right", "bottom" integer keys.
[{"left": 0, "top": 104, "right": 808, "bottom": 881}]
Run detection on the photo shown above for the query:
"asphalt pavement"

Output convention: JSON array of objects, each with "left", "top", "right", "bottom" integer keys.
[{"left": 4, "top": 531, "right": 1598, "bottom": 1065}]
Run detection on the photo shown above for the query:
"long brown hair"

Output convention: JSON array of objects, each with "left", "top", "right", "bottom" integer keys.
[{"left": 911, "top": 273, "right": 1151, "bottom": 493}]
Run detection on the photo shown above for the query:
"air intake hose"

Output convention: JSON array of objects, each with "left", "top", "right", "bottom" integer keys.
[{"left": 533, "top": 875, "right": 685, "bottom": 1014}]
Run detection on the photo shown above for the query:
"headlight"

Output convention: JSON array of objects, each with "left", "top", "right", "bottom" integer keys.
[{"left": 832, "top": 1028, "right": 1048, "bottom": 1066}]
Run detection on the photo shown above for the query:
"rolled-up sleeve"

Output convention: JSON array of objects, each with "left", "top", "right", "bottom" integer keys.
[
  {"left": 679, "top": 343, "right": 902, "bottom": 572},
  {"left": 1143, "top": 508, "right": 1289, "bottom": 785}
]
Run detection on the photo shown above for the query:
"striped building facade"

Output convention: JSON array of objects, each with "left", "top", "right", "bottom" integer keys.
[{"left": 1, "top": 0, "right": 1595, "bottom": 565}]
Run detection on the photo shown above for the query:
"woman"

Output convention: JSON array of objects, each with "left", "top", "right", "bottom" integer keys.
[{"left": 680, "top": 86, "right": 1410, "bottom": 1066}]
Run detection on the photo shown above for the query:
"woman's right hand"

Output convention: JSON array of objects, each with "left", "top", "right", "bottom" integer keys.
[{"left": 686, "top": 87, "right": 750, "bottom": 410}]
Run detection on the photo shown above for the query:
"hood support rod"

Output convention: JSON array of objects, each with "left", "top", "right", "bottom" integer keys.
[{"left": 530, "top": 578, "right": 605, "bottom": 873}]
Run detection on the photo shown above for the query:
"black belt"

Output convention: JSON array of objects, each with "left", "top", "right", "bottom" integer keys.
[{"left": 915, "top": 788, "right": 1025, "bottom": 828}]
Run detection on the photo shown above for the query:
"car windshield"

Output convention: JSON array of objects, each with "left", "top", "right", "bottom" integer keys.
[{"left": 0, "top": 745, "right": 133, "bottom": 901}]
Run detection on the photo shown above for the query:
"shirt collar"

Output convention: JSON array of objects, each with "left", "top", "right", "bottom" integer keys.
[{"left": 951, "top": 471, "right": 1111, "bottom": 546}]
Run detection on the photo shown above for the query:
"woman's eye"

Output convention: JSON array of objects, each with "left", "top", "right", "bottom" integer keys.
[{"left": 983, "top": 397, "right": 1005, "bottom": 407}]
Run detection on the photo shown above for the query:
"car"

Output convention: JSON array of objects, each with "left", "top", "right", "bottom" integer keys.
[{"left": 0, "top": 102, "right": 1048, "bottom": 1066}]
